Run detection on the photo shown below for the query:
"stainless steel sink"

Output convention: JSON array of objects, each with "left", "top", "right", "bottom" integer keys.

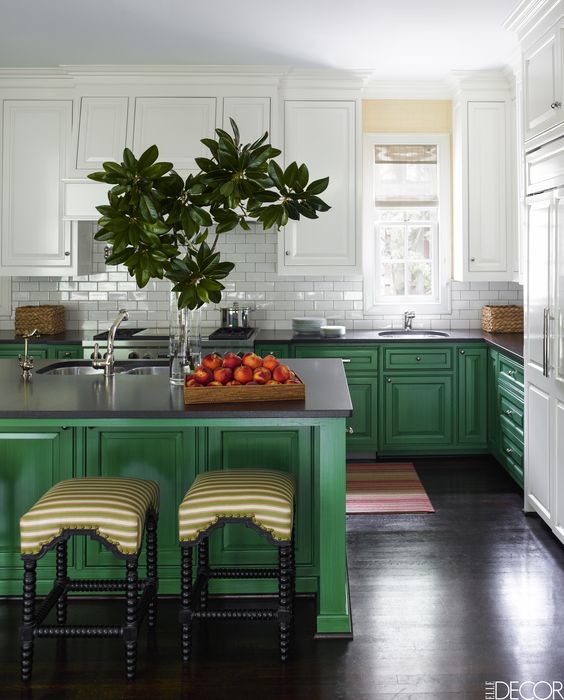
[
  {"left": 377, "top": 330, "right": 450, "bottom": 338},
  {"left": 38, "top": 365, "right": 120, "bottom": 376},
  {"left": 124, "top": 366, "right": 169, "bottom": 376}
]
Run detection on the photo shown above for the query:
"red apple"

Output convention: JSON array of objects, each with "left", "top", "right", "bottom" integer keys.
[
  {"left": 208, "top": 380, "right": 223, "bottom": 386},
  {"left": 262, "top": 354, "right": 280, "bottom": 372},
  {"left": 266, "top": 379, "right": 281, "bottom": 385},
  {"left": 193, "top": 365, "right": 213, "bottom": 385},
  {"left": 273, "top": 364, "right": 291, "bottom": 383},
  {"left": 227, "top": 380, "right": 242, "bottom": 386},
  {"left": 214, "top": 367, "right": 233, "bottom": 384},
  {"left": 285, "top": 379, "right": 301, "bottom": 385},
  {"left": 185, "top": 378, "right": 198, "bottom": 387},
  {"left": 233, "top": 365, "right": 253, "bottom": 384},
  {"left": 202, "top": 352, "right": 223, "bottom": 371},
  {"left": 253, "top": 367, "right": 272, "bottom": 385},
  {"left": 222, "top": 352, "right": 242, "bottom": 369},
  {"left": 242, "top": 352, "right": 262, "bottom": 370}
]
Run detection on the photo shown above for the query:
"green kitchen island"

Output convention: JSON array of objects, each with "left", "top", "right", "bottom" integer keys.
[{"left": 0, "top": 357, "right": 353, "bottom": 637}]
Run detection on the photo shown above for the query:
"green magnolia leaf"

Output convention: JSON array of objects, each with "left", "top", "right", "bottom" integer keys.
[
  {"left": 195, "top": 157, "right": 216, "bottom": 173},
  {"left": 123, "top": 148, "right": 137, "bottom": 171},
  {"left": 267, "top": 161, "right": 284, "bottom": 189},
  {"left": 284, "top": 162, "right": 298, "bottom": 188},
  {"left": 103, "top": 161, "right": 126, "bottom": 177},
  {"left": 229, "top": 118, "right": 240, "bottom": 146},
  {"left": 88, "top": 171, "right": 109, "bottom": 183},
  {"left": 306, "top": 176, "right": 330, "bottom": 195},
  {"left": 141, "top": 162, "right": 174, "bottom": 179},
  {"left": 105, "top": 247, "right": 133, "bottom": 266},
  {"left": 297, "top": 164, "right": 309, "bottom": 190},
  {"left": 138, "top": 145, "right": 159, "bottom": 171},
  {"left": 135, "top": 266, "right": 151, "bottom": 288}
]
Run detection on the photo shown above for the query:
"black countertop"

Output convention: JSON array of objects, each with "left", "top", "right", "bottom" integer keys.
[
  {"left": 0, "top": 331, "right": 89, "bottom": 345},
  {"left": 0, "top": 358, "right": 352, "bottom": 420},
  {"left": 255, "top": 329, "right": 524, "bottom": 362}
]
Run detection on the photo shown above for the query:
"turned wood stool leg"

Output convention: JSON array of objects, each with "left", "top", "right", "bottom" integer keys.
[
  {"left": 278, "top": 544, "right": 292, "bottom": 662},
  {"left": 197, "top": 538, "right": 209, "bottom": 610},
  {"left": 146, "top": 514, "right": 158, "bottom": 628},
  {"left": 56, "top": 540, "right": 68, "bottom": 625},
  {"left": 181, "top": 546, "right": 193, "bottom": 662},
  {"left": 124, "top": 558, "right": 139, "bottom": 681},
  {"left": 20, "top": 559, "right": 37, "bottom": 682}
]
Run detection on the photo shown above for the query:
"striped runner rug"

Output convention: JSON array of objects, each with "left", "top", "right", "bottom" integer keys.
[{"left": 346, "top": 462, "right": 435, "bottom": 514}]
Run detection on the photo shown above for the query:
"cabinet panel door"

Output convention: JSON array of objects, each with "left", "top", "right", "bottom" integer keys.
[
  {"left": 84, "top": 428, "right": 197, "bottom": 578},
  {"left": 382, "top": 375, "right": 453, "bottom": 448},
  {"left": 222, "top": 97, "right": 270, "bottom": 145},
  {"left": 49, "top": 345, "right": 82, "bottom": 360},
  {"left": 555, "top": 189, "right": 564, "bottom": 390},
  {"left": 133, "top": 97, "right": 216, "bottom": 175},
  {"left": 0, "top": 428, "right": 74, "bottom": 592},
  {"left": 346, "top": 376, "right": 378, "bottom": 450},
  {"left": 487, "top": 349, "right": 499, "bottom": 453},
  {"left": 281, "top": 101, "right": 357, "bottom": 273},
  {"left": 294, "top": 344, "right": 377, "bottom": 371},
  {"left": 553, "top": 400, "right": 564, "bottom": 542},
  {"left": 254, "top": 343, "right": 292, "bottom": 359},
  {"left": 524, "top": 29, "right": 562, "bottom": 140},
  {"left": 205, "top": 427, "right": 314, "bottom": 571},
  {"left": 457, "top": 346, "right": 487, "bottom": 445},
  {"left": 0, "top": 346, "right": 48, "bottom": 359},
  {"left": 526, "top": 383, "right": 552, "bottom": 523},
  {"left": 1, "top": 100, "right": 72, "bottom": 270},
  {"left": 467, "top": 101, "right": 508, "bottom": 273},
  {"left": 75, "top": 96, "right": 129, "bottom": 171}
]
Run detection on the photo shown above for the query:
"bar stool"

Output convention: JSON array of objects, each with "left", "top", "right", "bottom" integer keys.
[
  {"left": 178, "top": 469, "right": 295, "bottom": 661},
  {"left": 19, "top": 477, "right": 159, "bottom": 682}
]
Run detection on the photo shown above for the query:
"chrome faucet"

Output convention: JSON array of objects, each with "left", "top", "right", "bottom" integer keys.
[
  {"left": 403, "top": 310, "right": 415, "bottom": 331},
  {"left": 92, "top": 309, "right": 129, "bottom": 377}
]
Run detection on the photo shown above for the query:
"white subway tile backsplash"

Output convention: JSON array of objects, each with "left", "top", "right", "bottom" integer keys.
[{"left": 0, "top": 233, "right": 524, "bottom": 332}]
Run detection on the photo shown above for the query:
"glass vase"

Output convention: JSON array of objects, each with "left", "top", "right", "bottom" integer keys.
[{"left": 169, "top": 291, "right": 202, "bottom": 386}]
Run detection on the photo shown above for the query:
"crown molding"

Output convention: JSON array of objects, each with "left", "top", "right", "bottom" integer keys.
[
  {"left": 504, "top": 0, "right": 562, "bottom": 39},
  {"left": 448, "top": 69, "right": 512, "bottom": 95},
  {"left": 362, "top": 79, "right": 452, "bottom": 100}
]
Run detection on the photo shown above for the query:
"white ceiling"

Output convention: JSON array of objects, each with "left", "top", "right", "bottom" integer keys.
[{"left": 0, "top": 0, "right": 519, "bottom": 79}]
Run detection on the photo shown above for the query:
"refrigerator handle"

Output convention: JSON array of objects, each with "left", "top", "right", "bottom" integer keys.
[{"left": 543, "top": 307, "right": 549, "bottom": 377}]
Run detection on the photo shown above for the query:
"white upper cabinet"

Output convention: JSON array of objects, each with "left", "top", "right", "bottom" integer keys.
[
  {"left": 452, "top": 75, "right": 514, "bottom": 281},
  {"left": 132, "top": 97, "right": 216, "bottom": 176},
  {"left": 279, "top": 100, "right": 358, "bottom": 276},
  {"left": 524, "top": 25, "right": 563, "bottom": 141},
  {"left": 222, "top": 97, "right": 270, "bottom": 144},
  {"left": 74, "top": 96, "right": 129, "bottom": 173},
  {"left": 0, "top": 99, "right": 91, "bottom": 276}
]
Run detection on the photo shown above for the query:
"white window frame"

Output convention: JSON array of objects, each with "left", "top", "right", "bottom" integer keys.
[{"left": 363, "top": 132, "right": 452, "bottom": 315}]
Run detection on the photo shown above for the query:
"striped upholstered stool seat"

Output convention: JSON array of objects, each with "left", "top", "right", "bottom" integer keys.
[
  {"left": 19, "top": 477, "right": 159, "bottom": 683},
  {"left": 21, "top": 477, "right": 159, "bottom": 557},
  {"left": 178, "top": 469, "right": 296, "bottom": 662}
]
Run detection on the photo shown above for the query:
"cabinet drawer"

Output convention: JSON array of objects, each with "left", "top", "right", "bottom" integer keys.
[
  {"left": 498, "top": 355, "right": 524, "bottom": 392},
  {"left": 499, "top": 387, "right": 524, "bottom": 431},
  {"left": 383, "top": 346, "right": 452, "bottom": 371},
  {"left": 499, "top": 425, "right": 524, "bottom": 469},
  {"left": 255, "top": 343, "right": 291, "bottom": 359},
  {"left": 294, "top": 345, "right": 377, "bottom": 371}
]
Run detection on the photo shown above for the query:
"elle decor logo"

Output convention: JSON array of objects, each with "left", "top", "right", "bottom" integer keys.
[{"left": 485, "top": 681, "right": 564, "bottom": 700}]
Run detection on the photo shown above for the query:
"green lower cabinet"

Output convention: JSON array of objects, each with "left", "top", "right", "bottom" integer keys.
[
  {"left": 254, "top": 343, "right": 292, "bottom": 359},
  {"left": 0, "top": 427, "right": 74, "bottom": 594},
  {"left": 0, "top": 345, "right": 49, "bottom": 359},
  {"left": 488, "top": 349, "right": 500, "bottom": 455},
  {"left": 49, "top": 344, "right": 82, "bottom": 360},
  {"left": 205, "top": 426, "right": 317, "bottom": 593},
  {"left": 381, "top": 374, "right": 453, "bottom": 451},
  {"left": 457, "top": 346, "right": 488, "bottom": 447},
  {"left": 83, "top": 427, "right": 198, "bottom": 592},
  {"left": 346, "top": 376, "right": 378, "bottom": 450}
]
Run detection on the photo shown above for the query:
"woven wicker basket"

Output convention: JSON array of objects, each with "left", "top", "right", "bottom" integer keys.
[
  {"left": 481, "top": 305, "right": 523, "bottom": 333},
  {"left": 15, "top": 305, "right": 65, "bottom": 336}
]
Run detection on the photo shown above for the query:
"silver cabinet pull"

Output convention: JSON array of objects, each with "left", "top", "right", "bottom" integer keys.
[
  {"left": 341, "top": 358, "right": 351, "bottom": 363},
  {"left": 460, "top": 349, "right": 465, "bottom": 355},
  {"left": 416, "top": 356, "right": 421, "bottom": 362},
  {"left": 505, "top": 409, "right": 513, "bottom": 417},
  {"left": 285, "top": 250, "right": 291, "bottom": 256},
  {"left": 505, "top": 447, "right": 513, "bottom": 455},
  {"left": 551, "top": 101, "right": 562, "bottom": 109},
  {"left": 346, "top": 426, "right": 354, "bottom": 435},
  {"left": 386, "top": 377, "right": 392, "bottom": 383},
  {"left": 470, "top": 257, "right": 476, "bottom": 262}
]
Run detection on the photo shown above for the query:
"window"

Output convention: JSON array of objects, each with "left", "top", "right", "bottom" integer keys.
[{"left": 363, "top": 133, "right": 451, "bottom": 314}]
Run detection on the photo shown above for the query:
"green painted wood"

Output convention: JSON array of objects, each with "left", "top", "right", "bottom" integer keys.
[
  {"left": 204, "top": 427, "right": 315, "bottom": 584},
  {"left": 316, "top": 418, "right": 350, "bottom": 634},
  {"left": 487, "top": 348, "right": 500, "bottom": 455},
  {"left": 381, "top": 374, "right": 453, "bottom": 449},
  {"left": 345, "top": 376, "right": 378, "bottom": 450},
  {"left": 254, "top": 343, "right": 292, "bottom": 359},
  {"left": 498, "top": 354, "right": 524, "bottom": 391},
  {"left": 0, "top": 427, "right": 74, "bottom": 594},
  {"left": 383, "top": 346, "right": 452, "bottom": 371},
  {"left": 49, "top": 344, "right": 82, "bottom": 359},
  {"left": 457, "top": 346, "right": 488, "bottom": 446},
  {"left": 83, "top": 427, "right": 197, "bottom": 588},
  {"left": 294, "top": 344, "right": 378, "bottom": 372},
  {"left": 0, "top": 345, "right": 48, "bottom": 359}
]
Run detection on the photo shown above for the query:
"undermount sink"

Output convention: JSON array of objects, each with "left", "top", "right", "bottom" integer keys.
[
  {"left": 377, "top": 330, "right": 450, "bottom": 338},
  {"left": 38, "top": 365, "right": 121, "bottom": 376},
  {"left": 37, "top": 361, "right": 169, "bottom": 376},
  {"left": 123, "top": 366, "right": 169, "bottom": 376}
]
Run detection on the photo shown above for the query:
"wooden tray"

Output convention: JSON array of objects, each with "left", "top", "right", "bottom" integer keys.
[{"left": 184, "top": 374, "right": 305, "bottom": 405}]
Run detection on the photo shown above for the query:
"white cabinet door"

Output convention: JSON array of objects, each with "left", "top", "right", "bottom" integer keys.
[
  {"left": 0, "top": 278, "right": 11, "bottom": 317},
  {"left": 279, "top": 100, "right": 358, "bottom": 275},
  {"left": 467, "top": 101, "right": 509, "bottom": 273},
  {"left": 132, "top": 97, "right": 216, "bottom": 175},
  {"left": 553, "top": 399, "right": 564, "bottom": 543},
  {"left": 0, "top": 100, "right": 77, "bottom": 274},
  {"left": 526, "top": 384, "right": 553, "bottom": 523},
  {"left": 524, "top": 27, "right": 563, "bottom": 141},
  {"left": 75, "top": 96, "right": 129, "bottom": 172},
  {"left": 222, "top": 97, "right": 270, "bottom": 145},
  {"left": 555, "top": 189, "right": 564, "bottom": 389}
]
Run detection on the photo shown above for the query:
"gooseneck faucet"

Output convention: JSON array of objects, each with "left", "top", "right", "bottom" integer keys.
[
  {"left": 92, "top": 309, "right": 129, "bottom": 377},
  {"left": 404, "top": 310, "right": 415, "bottom": 331}
]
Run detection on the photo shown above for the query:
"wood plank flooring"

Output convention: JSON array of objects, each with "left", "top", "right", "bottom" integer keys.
[{"left": 1, "top": 456, "right": 564, "bottom": 699}]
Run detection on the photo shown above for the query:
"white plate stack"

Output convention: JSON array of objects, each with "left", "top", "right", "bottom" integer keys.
[
  {"left": 320, "top": 325, "right": 346, "bottom": 337},
  {"left": 292, "top": 317, "right": 325, "bottom": 334}
]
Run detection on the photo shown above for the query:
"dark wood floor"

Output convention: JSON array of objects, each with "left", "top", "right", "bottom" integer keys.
[{"left": 2, "top": 457, "right": 564, "bottom": 700}]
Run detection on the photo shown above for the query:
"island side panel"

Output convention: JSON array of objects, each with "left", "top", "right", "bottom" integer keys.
[{"left": 316, "top": 418, "right": 352, "bottom": 636}]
